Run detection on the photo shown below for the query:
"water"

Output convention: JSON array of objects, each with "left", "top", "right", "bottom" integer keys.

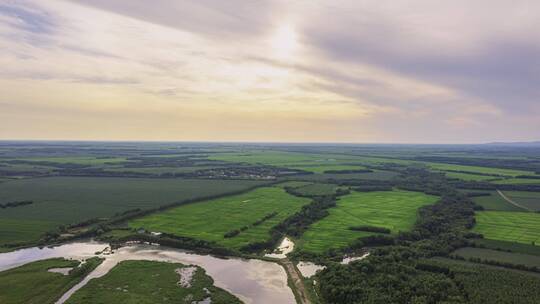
[{"left": 0, "top": 242, "right": 296, "bottom": 304}]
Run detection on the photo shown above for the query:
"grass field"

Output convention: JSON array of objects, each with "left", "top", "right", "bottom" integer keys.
[
  {"left": 473, "top": 211, "right": 540, "bottom": 245},
  {"left": 452, "top": 247, "right": 540, "bottom": 268},
  {"left": 0, "top": 177, "right": 263, "bottom": 246},
  {"left": 503, "top": 191, "right": 540, "bottom": 211},
  {"left": 298, "top": 190, "right": 438, "bottom": 253},
  {"left": 492, "top": 178, "right": 540, "bottom": 185},
  {"left": 474, "top": 239, "right": 540, "bottom": 256},
  {"left": 288, "top": 164, "right": 367, "bottom": 173},
  {"left": 469, "top": 191, "right": 525, "bottom": 211},
  {"left": 426, "top": 162, "right": 534, "bottom": 177},
  {"left": 0, "top": 257, "right": 102, "bottom": 304},
  {"left": 445, "top": 172, "right": 498, "bottom": 181},
  {"left": 130, "top": 187, "right": 311, "bottom": 249},
  {"left": 104, "top": 166, "right": 219, "bottom": 174},
  {"left": 291, "top": 170, "right": 398, "bottom": 182},
  {"left": 12, "top": 156, "right": 128, "bottom": 165},
  {"left": 66, "top": 260, "right": 240, "bottom": 304},
  {"left": 292, "top": 183, "right": 340, "bottom": 196}
]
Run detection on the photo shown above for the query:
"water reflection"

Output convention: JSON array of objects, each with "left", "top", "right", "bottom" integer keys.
[{"left": 0, "top": 242, "right": 295, "bottom": 304}]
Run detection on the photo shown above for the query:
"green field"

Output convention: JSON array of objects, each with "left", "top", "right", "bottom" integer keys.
[
  {"left": 469, "top": 191, "right": 525, "bottom": 211},
  {"left": 12, "top": 156, "right": 128, "bottom": 165},
  {"left": 104, "top": 166, "right": 219, "bottom": 174},
  {"left": 66, "top": 260, "right": 240, "bottom": 304},
  {"left": 291, "top": 170, "right": 398, "bottom": 182},
  {"left": 426, "top": 162, "right": 534, "bottom": 177},
  {"left": 130, "top": 187, "right": 311, "bottom": 249},
  {"left": 298, "top": 190, "right": 438, "bottom": 253},
  {"left": 0, "top": 177, "right": 263, "bottom": 246},
  {"left": 474, "top": 211, "right": 540, "bottom": 245},
  {"left": 492, "top": 178, "right": 540, "bottom": 185},
  {"left": 474, "top": 239, "right": 540, "bottom": 256},
  {"left": 0, "top": 257, "right": 102, "bottom": 304},
  {"left": 291, "top": 183, "right": 340, "bottom": 196},
  {"left": 445, "top": 172, "right": 498, "bottom": 181},
  {"left": 503, "top": 191, "right": 540, "bottom": 211},
  {"left": 452, "top": 247, "right": 540, "bottom": 267}
]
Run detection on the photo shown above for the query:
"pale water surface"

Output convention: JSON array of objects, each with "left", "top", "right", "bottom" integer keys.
[{"left": 0, "top": 242, "right": 295, "bottom": 304}]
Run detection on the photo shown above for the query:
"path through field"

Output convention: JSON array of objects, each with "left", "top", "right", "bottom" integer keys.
[{"left": 496, "top": 190, "right": 532, "bottom": 211}]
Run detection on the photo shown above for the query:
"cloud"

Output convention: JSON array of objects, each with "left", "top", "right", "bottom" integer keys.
[
  {"left": 0, "top": 0, "right": 538, "bottom": 142},
  {"left": 300, "top": 0, "right": 540, "bottom": 116}
]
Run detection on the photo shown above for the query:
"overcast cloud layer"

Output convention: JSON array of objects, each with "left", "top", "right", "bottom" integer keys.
[{"left": 1, "top": 0, "right": 538, "bottom": 143}]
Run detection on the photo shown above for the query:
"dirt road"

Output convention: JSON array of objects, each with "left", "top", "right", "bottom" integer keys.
[{"left": 282, "top": 259, "right": 311, "bottom": 304}]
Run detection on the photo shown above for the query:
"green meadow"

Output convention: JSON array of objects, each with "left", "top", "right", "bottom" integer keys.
[
  {"left": 503, "top": 191, "right": 540, "bottom": 211},
  {"left": 66, "top": 260, "right": 240, "bottom": 304},
  {"left": 298, "top": 190, "right": 438, "bottom": 253},
  {"left": 0, "top": 257, "right": 102, "bottom": 304},
  {"left": 0, "top": 177, "right": 263, "bottom": 246},
  {"left": 470, "top": 191, "right": 525, "bottom": 211},
  {"left": 474, "top": 211, "right": 540, "bottom": 245},
  {"left": 452, "top": 247, "right": 540, "bottom": 268},
  {"left": 130, "top": 187, "right": 311, "bottom": 249}
]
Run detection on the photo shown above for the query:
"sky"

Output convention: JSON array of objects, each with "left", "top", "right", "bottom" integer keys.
[{"left": 1, "top": 0, "right": 539, "bottom": 143}]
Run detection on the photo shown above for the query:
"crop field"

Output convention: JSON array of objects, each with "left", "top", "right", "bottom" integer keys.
[
  {"left": 0, "top": 177, "right": 263, "bottom": 246},
  {"left": 444, "top": 172, "right": 498, "bottom": 181},
  {"left": 208, "top": 151, "right": 371, "bottom": 173},
  {"left": 493, "top": 178, "right": 540, "bottom": 184},
  {"left": 425, "top": 162, "right": 534, "bottom": 177},
  {"left": 130, "top": 187, "right": 311, "bottom": 249},
  {"left": 12, "top": 156, "right": 128, "bottom": 165},
  {"left": 286, "top": 164, "right": 367, "bottom": 173},
  {"left": 292, "top": 183, "right": 340, "bottom": 196},
  {"left": 0, "top": 257, "right": 102, "bottom": 304},
  {"left": 297, "top": 190, "right": 438, "bottom": 253},
  {"left": 502, "top": 191, "right": 540, "bottom": 211},
  {"left": 469, "top": 191, "right": 525, "bottom": 211},
  {"left": 474, "top": 239, "right": 540, "bottom": 256},
  {"left": 473, "top": 211, "right": 540, "bottom": 245},
  {"left": 66, "top": 260, "right": 240, "bottom": 304},
  {"left": 292, "top": 170, "right": 398, "bottom": 182},
  {"left": 103, "top": 166, "right": 220, "bottom": 174},
  {"left": 452, "top": 247, "right": 540, "bottom": 267}
]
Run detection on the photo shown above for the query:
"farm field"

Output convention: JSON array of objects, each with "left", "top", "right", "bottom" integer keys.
[
  {"left": 103, "top": 166, "right": 220, "bottom": 174},
  {"left": 0, "top": 177, "right": 263, "bottom": 246},
  {"left": 130, "top": 187, "right": 311, "bottom": 249},
  {"left": 291, "top": 170, "right": 398, "bottom": 182},
  {"left": 502, "top": 191, "right": 540, "bottom": 211},
  {"left": 492, "top": 178, "right": 540, "bottom": 185},
  {"left": 9, "top": 156, "right": 128, "bottom": 165},
  {"left": 289, "top": 183, "right": 340, "bottom": 196},
  {"left": 0, "top": 257, "right": 102, "bottom": 304},
  {"left": 426, "top": 162, "right": 533, "bottom": 177},
  {"left": 452, "top": 247, "right": 540, "bottom": 267},
  {"left": 66, "top": 260, "right": 240, "bottom": 304},
  {"left": 444, "top": 172, "right": 498, "bottom": 181},
  {"left": 297, "top": 190, "right": 438, "bottom": 253},
  {"left": 468, "top": 191, "right": 525, "bottom": 211},
  {"left": 474, "top": 239, "right": 540, "bottom": 256},
  {"left": 473, "top": 211, "right": 540, "bottom": 245}
]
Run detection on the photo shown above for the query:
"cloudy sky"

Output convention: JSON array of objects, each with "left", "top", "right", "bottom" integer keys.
[{"left": 1, "top": 0, "right": 539, "bottom": 143}]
